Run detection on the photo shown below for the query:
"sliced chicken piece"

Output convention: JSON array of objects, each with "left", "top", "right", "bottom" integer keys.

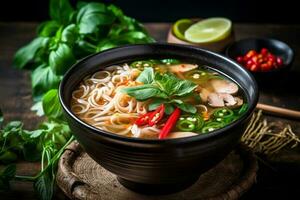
[
  {"left": 169, "top": 64, "right": 198, "bottom": 73},
  {"left": 167, "top": 132, "right": 198, "bottom": 139},
  {"left": 207, "top": 93, "right": 225, "bottom": 107},
  {"left": 210, "top": 79, "right": 239, "bottom": 94}
]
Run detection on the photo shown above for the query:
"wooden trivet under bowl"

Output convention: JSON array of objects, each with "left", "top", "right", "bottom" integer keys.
[{"left": 57, "top": 141, "right": 258, "bottom": 200}]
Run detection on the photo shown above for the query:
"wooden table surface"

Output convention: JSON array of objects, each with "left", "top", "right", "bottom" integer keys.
[{"left": 0, "top": 22, "right": 300, "bottom": 199}]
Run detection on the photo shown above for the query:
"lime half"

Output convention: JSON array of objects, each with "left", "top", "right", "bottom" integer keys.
[
  {"left": 184, "top": 18, "right": 232, "bottom": 43},
  {"left": 172, "top": 19, "right": 193, "bottom": 40}
]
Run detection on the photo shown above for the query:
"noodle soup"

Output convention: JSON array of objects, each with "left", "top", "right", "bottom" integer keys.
[{"left": 71, "top": 59, "right": 247, "bottom": 139}]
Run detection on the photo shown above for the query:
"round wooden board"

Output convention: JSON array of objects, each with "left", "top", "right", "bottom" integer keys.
[{"left": 57, "top": 141, "right": 258, "bottom": 200}]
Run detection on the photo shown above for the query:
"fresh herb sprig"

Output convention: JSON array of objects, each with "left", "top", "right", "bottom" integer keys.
[
  {"left": 0, "top": 107, "right": 74, "bottom": 199},
  {"left": 122, "top": 67, "right": 198, "bottom": 114},
  {"left": 14, "top": 0, "right": 154, "bottom": 115}
]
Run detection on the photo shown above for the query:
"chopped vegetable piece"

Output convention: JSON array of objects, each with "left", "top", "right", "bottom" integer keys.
[
  {"left": 130, "top": 61, "right": 154, "bottom": 70},
  {"left": 159, "top": 108, "right": 181, "bottom": 139},
  {"left": 135, "top": 104, "right": 165, "bottom": 126},
  {"left": 160, "top": 59, "right": 181, "bottom": 65},
  {"left": 148, "top": 104, "right": 165, "bottom": 126},
  {"left": 201, "top": 121, "right": 224, "bottom": 133},
  {"left": 135, "top": 112, "right": 153, "bottom": 126},
  {"left": 176, "top": 114, "right": 204, "bottom": 132},
  {"left": 176, "top": 119, "right": 195, "bottom": 131},
  {"left": 213, "top": 108, "right": 234, "bottom": 119}
]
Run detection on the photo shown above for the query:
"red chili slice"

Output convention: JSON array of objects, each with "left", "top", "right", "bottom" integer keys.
[
  {"left": 135, "top": 104, "right": 165, "bottom": 126},
  {"left": 148, "top": 104, "right": 165, "bottom": 126},
  {"left": 135, "top": 112, "right": 153, "bottom": 126},
  {"left": 159, "top": 108, "right": 181, "bottom": 139}
]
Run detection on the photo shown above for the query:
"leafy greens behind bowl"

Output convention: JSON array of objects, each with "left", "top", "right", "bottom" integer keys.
[{"left": 14, "top": 0, "right": 154, "bottom": 115}]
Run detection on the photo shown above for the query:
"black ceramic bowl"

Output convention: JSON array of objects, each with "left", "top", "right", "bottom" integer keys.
[
  {"left": 59, "top": 43, "right": 258, "bottom": 194},
  {"left": 226, "top": 38, "right": 294, "bottom": 85}
]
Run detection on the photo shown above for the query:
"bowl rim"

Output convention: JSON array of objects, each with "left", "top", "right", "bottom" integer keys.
[
  {"left": 225, "top": 37, "right": 294, "bottom": 73},
  {"left": 59, "top": 43, "right": 259, "bottom": 145}
]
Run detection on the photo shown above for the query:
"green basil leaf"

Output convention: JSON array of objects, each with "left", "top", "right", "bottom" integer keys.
[
  {"left": 13, "top": 37, "right": 49, "bottom": 69},
  {"left": 108, "top": 5, "right": 148, "bottom": 33},
  {"left": 173, "top": 80, "right": 197, "bottom": 96},
  {"left": 170, "top": 99, "right": 183, "bottom": 104},
  {"left": 49, "top": 43, "right": 76, "bottom": 75},
  {"left": 49, "top": 0, "right": 74, "bottom": 24},
  {"left": 61, "top": 24, "right": 78, "bottom": 45},
  {"left": 121, "top": 85, "right": 167, "bottom": 101},
  {"left": 148, "top": 99, "right": 168, "bottom": 111},
  {"left": 111, "top": 31, "right": 154, "bottom": 44},
  {"left": 176, "top": 103, "right": 197, "bottom": 114},
  {"left": 42, "top": 89, "right": 63, "bottom": 119},
  {"left": 31, "top": 65, "right": 62, "bottom": 100},
  {"left": 136, "top": 67, "right": 154, "bottom": 84},
  {"left": 164, "top": 104, "right": 175, "bottom": 115},
  {"left": 74, "top": 39, "right": 97, "bottom": 57},
  {"left": 37, "top": 21, "right": 61, "bottom": 37},
  {"left": 76, "top": 2, "right": 115, "bottom": 34}
]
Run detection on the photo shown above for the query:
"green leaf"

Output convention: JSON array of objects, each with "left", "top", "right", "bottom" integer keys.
[
  {"left": 13, "top": 37, "right": 49, "bottom": 69},
  {"left": 49, "top": 43, "right": 76, "bottom": 75},
  {"left": 110, "top": 31, "right": 154, "bottom": 44},
  {"left": 37, "top": 21, "right": 61, "bottom": 37},
  {"left": 0, "top": 151, "right": 18, "bottom": 164},
  {"left": 31, "top": 65, "right": 62, "bottom": 100},
  {"left": 31, "top": 101, "right": 45, "bottom": 116},
  {"left": 121, "top": 85, "right": 168, "bottom": 101},
  {"left": 42, "top": 89, "right": 63, "bottom": 119},
  {"left": 34, "top": 172, "right": 54, "bottom": 200},
  {"left": 61, "top": 24, "right": 78, "bottom": 45},
  {"left": 1, "top": 164, "right": 16, "bottom": 179},
  {"left": 49, "top": 0, "right": 74, "bottom": 25},
  {"left": 173, "top": 80, "right": 197, "bottom": 97},
  {"left": 136, "top": 67, "right": 154, "bottom": 84},
  {"left": 176, "top": 103, "right": 197, "bottom": 114},
  {"left": 148, "top": 99, "right": 168, "bottom": 111},
  {"left": 76, "top": 2, "right": 116, "bottom": 34},
  {"left": 165, "top": 104, "right": 175, "bottom": 115},
  {"left": 0, "top": 164, "right": 16, "bottom": 190}
]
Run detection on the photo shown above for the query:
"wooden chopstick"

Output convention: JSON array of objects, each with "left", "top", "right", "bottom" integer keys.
[{"left": 256, "top": 103, "right": 300, "bottom": 120}]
